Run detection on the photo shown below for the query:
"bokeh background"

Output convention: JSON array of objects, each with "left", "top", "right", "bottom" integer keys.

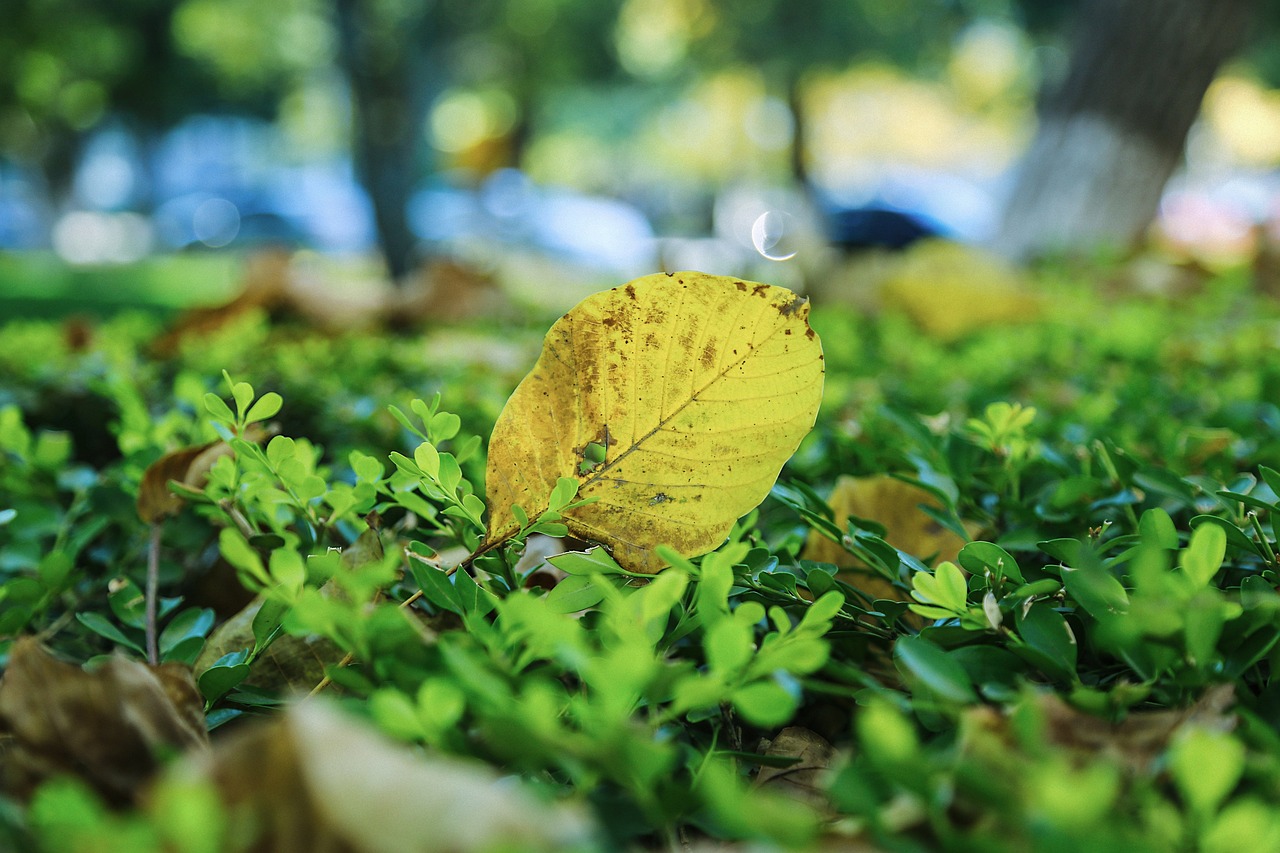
[{"left": 3, "top": 0, "right": 1280, "bottom": 316}]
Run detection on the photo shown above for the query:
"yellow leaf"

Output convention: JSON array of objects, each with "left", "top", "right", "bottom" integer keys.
[
  {"left": 880, "top": 239, "right": 1040, "bottom": 341},
  {"left": 485, "top": 271, "right": 824, "bottom": 573},
  {"left": 803, "top": 475, "right": 979, "bottom": 604}
]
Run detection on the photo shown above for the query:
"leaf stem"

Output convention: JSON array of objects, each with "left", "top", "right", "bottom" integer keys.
[
  {"left": 1248, "top": 511, "right": 1278, "bottom": 568},
  {"left": 146, "top": 522, "right": 162, "bottom": 665}
]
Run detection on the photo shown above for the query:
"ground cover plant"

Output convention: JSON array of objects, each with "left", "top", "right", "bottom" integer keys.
[{"left": 3, "top": 254, "right": 1280, "bottom": 851}]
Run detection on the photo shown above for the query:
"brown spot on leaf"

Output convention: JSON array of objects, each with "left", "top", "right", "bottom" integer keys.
[
  {"left": 700, "top": 341, "right": 717, "bottom": 369},
  {"left": 735, "top": 281, "right": 747, "bottom": 291},
  {"left": 624, "top": 284, "right": 637, "bottom": 300},
  {"left": 780, "top": 295, "right": 807, "bottom": 317},
  {"left": 752, "top": 284, "right": 769, "bottom": 297}
]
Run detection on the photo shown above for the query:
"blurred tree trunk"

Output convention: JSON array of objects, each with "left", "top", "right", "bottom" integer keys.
[
  {"left": 333, "top": 0, "right": 437, "bottom": 283},
  {"left": 991, "top": 0, "right": 1254, "bottom": 260}
]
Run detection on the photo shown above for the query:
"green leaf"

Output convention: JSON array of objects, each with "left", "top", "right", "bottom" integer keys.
[
  {"left": 158, "top": 607, "right": 215, "bottom": 657},
  {"left": 893, "top": 635, "right": 977, "bottom": 703},
  {"left": 549, "top": 547, "right": 628, "bottom": 576},
  {"left": 230, "top": 381, "right": 254, "bottom": 417},
  {"left": 1038, "top": 538, "right": 1086, "bottom": 565},
  {"left": 1061, "top": 558, "right": 1129, "bottom": 619},
  {"left": 911, "top": 561, "right": 968, "bottom": 613},
  {"left": 203, "top": 393, "right": 236, "bottom": 424},
  {"left": 198, "top": 661, "right": 251, "bottom": 704},
  {"left": 732, "top": 679, "right": 798, "bottom": 727},
  {"left": 411, "top": 563, "right": 463, "bottom": 616},
  {"left": 1260, "top": 466, "right": 1280, "bottom": 501},
  {"left": 428, "top": 411, "right": 461, "bottom": 442},
  {"left": 706, "top": 618, "right": 754, "bottom": 676},
  {"left": 37, "top": 551, "right": 74, "bottom": 589},
  {"left": 1014, "top": 603, "right": 1077, "bottom": 679},
  {"left": 1171, "top": 727, "right": 1245, "bottom": 817},
  {"left": 799, "top": 590, "right": 845, "bottom": 629},
  {"left": 244, "top": 392, "right": 283, "bottom": 425},
  {"left": 1183, "top": 523, "right": 1227, "bottom": 588},
  {"left": 958, "top": 541, "right": 1025, "bottom": 584},
  {"left": 548, "top": 477, "right": 578, "bottom": 511},
  {"left": 268, "top": 549, "right": 307, "bottom": 594},
  {"left": 414, "top": 443, "right": 441, "bottom": 479},
  {"left": 857, "top": 699, "right": 920, "bottom": 768},
  {"left": 1138, "top": 508, "right": 1179, "bottom": 549},
  {"left": 545, "top": 575, "right": 605, "bottom": 614},
  {"left": 76, "top": 612, "right": 144, "bottom": 655},
  {"left": 252, "top": 598, "right": 289, "bottom": 654},
  {"left": 1216, "top": 490, "right": 1274, "bottom": 512}
]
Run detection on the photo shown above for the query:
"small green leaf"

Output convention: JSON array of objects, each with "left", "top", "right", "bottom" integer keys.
[
  {"left": 958, "top": 542, "right": 1025, "bottom": 584},
  {"left": 351, "top": 451, "right": 384, "bottom": 482},
  {"left": 413, "top": 443, "right": 441, "bottom": 479},
  {"left": 76, "top": 612, "right": 144, "bottom": 655},
  {"left": 203, "top": 393, "right": 236, "bottom": 424},
  {"left": 411, "top": 563, "right": 463, "bottom": 615},
  {"left": 705, "top": 618, "right": 754, "bottom": 676},
  {"left": 1171, "top": 727, "right": 1245, "bottom": 817},
  {"left": 230, "top": 381, "right": 254, "bottom": 417},
  {"left": 1138, "top": 508, "right": 1179, "bottom": 549},
  {"left": 1061, "top": 562, "right": 1129, "bottom": 619},
  {"left": 198, "top": 661, "right": 251, "bottom": 704},
  {"left": 894, "top": 635, "right": 977, "bottom": 703},
  {"left": 550, "top": 547, "right": 628, "bottom": 576},
  {"left": 545, "top": 575, "right": 605, "bottom": 614},
  {"left": 799, "top": 590, "right": 845, "bottom": 630},
  {"left": 244, "top": 392, "right": 283, "bottom": 425},
  {"left": 428, "top": 411, "right": 461, "bottom": 442},
  {"left": 1014, "top": 602, "right": 1077, "bottom": 679},
  {"left": 251, "top": 598, "right": 289, "bottom": 654},
  {"left": 732, "top": 679, "right": 798, "bottom": 727},
  {"left": 158, "top": 608, "right": 215, "bottom": 657},
  {"left": 911, "top": 561, "right": 968, "bottom": 613},
  {"left": 269, "top": 549, "right": 307, "bottom": 594},
  {"left": 1183, "top": 523, "right": 1227, "bottom": 588},
  {"left": 548, "top": 477, "right": 578, "bottom": 511}
]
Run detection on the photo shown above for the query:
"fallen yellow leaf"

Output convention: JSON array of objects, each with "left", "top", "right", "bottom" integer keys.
[
  {"left": 880, "top": 239, "right": 1039, "bottom": 341},
  {"left": 486, "top": 271, "right": 824, "bottom": 573},
  {"left": 804, "top": 475, "right": 975, "bottom": 603}
]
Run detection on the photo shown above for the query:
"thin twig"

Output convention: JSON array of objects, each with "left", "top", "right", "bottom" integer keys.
[
  {"left": 306, "top": 651, "right": 354, "bottom": 699},
  {"left": 146, "top": 522, "right": 162, "bottom": 665}
]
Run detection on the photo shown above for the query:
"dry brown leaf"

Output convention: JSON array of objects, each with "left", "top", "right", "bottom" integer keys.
[
  {"left": 803, "top": 475, "right": 977, "bottom": 605},
  {"left": 485, "top": 271, "right": 824, "bottom": 573},
  {"left": 193, "top": 596, "right": 337, "bottom": 694},
  {"left": 755, "top": 726, "right": 838, "bottom": 815},
  {"left": 961, "top": 684, "right": 1237, "bottom": 778},
  {"left": 0, "top": 638, "right": 207, "bottom": 805},
  {"left": 152, "top": 248, "right": 297, "bottom": 356},
  {"left": 136, "top": 441, "right": 219, "bottom": 523},
  {"left": 386, "top": 257, "right": 509, "bottom": 327},
  {"left": 165, "top": 701, "right": 592, "bottom": 853}
]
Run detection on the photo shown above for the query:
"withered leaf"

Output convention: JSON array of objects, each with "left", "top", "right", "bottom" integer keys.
[
  {"left": 0, "top": 638, "right": 207, "bottom": 806},
  {"left": 755, "top": 726, "right": 838, "bottom": 815},
  {"left": 485, "top": 271, "right": 824, "bottom": 573},
  {"left": 961, "top": 684, "right": 1237, "bottom": 778},
  {"left": 167, "top": 701, "right": 592, "bottom": 853},
  {"left": 136, "top": 441, "right": 219, "bottom": 524}
]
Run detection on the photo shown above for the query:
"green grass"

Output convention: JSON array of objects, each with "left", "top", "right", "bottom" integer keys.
[{"left": 0, "top": 252, "right": 240, "bottom": 320}]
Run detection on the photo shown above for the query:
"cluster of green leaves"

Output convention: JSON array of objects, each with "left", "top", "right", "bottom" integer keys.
[{"left": 5, "top": 270, "right": 1280, "bottom": 849}]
